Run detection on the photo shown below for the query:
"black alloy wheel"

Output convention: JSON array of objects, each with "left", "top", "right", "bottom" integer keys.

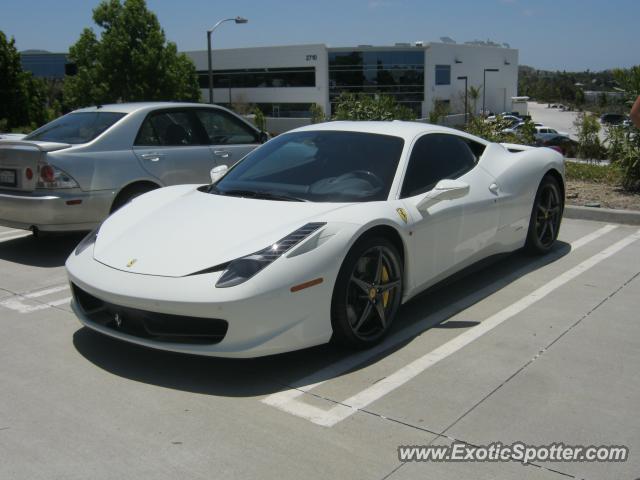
[
  {"left": 525, "top": 175, "right": 564, "bottom": 254},
  {"left": 331, "top": 237, "right": 403, "bottom": 348}
]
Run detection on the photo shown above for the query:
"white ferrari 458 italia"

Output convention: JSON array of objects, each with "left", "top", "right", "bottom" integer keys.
[{"left": 66, "top": 121, "right": 564, "bottom": 358}]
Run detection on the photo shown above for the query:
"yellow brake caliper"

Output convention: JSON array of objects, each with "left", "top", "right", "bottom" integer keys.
[{"left": 381, "top": 265, "right": 390, "bottom": 308}]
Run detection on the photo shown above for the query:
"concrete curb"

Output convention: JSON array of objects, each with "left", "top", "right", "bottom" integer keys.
[{"left": 565, "top": 205, "right": 640, "bottom": 225}]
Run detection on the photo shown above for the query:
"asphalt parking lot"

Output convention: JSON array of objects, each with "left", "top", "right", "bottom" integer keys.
[
  {"left": 1, "top": 218, "right": 639, "bottom": 480},
  {"left": 527, "top": 101, "right": 581, "bottom": 140}
]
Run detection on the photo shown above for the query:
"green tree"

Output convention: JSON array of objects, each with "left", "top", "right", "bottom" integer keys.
[
  {"left": 428, "top": 99, "right": 450, "bottom": 124},
  {"left": 518, "top": 118, "right": 536, "bottom": 145},
  {"left": 252, "top": 107, "right": 266, "bottom": 132},
  {"left": 309, "top": 103, "right": 325, "bottom": 124},
  {"left": 467, "top": 85, "right": 481, "bottom": 116},
  {"left": 574, "top": 112, "right": 605, "bottom": 161},
  {"left": 332, "top": 92, "right": 414, "bottom": 121},
  {"left": 613, "top": 65, "right": 640, "bottom": 98},
  {"left": 64, "top": 0, "right": 200, "bottom": 108},
  {"left": 0, "top": 31, "right": 50, "bottom": 130}
]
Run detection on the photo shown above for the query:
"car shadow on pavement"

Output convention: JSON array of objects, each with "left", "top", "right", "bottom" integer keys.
[
  {"left": 0, "top": 233, "right": 85, "bottom": 268},
  {"left": 73, "top": 241, "right": 572, "bottom": 398}
]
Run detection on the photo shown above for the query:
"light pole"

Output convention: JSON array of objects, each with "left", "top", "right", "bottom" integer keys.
[
  {"left": 457, "top": 76, "right": 468, "bottom": 123},
  {"left": 482, "top": 68, "right": 499, "bottom": 116},
  {"left": 207, "top": 16, "right": 248, "bottom": 104}
]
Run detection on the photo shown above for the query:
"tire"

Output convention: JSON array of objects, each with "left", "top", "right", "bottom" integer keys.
[
  {"left": 111, "top": 184, "right": 158, "bottom": 213},
  {"left": 524, "top": 175, "right": 564, "bottom": 254},
  {"left": 331, "top": 236, "right": 403, "bottom": 349}
]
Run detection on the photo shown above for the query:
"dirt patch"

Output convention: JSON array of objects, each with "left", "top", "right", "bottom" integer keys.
[{"left": 566, "top": 180, "right": 640, "bottom": 211}]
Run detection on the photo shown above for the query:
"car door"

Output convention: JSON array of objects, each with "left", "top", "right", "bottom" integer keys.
[
  {"left": 132, "top": 109, "right": 216, "bottom": 185},
  {"left": 194, "top": 108, "right": 261, "bottom": 169},
  {"left": 401, "top": 133, "right": 499, "bottom": 290}
]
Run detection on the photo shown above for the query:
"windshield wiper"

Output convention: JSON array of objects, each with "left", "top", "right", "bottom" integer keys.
[{"left": 219, "top": 189, "right": 308, "bottom": 202}]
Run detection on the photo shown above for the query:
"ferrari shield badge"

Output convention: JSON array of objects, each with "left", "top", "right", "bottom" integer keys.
[
  {"left": 396, "top": 208, "right": 408, "bottom": 224},
  {"left": 126, "top": 258, "right": 137, "bottom": 268}
]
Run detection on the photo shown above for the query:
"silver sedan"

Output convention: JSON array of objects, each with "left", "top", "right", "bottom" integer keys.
[{"left": 0, "top": 102, "right": 265, "bottom": 233}]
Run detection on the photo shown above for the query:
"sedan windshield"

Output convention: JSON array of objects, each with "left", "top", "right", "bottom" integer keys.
[
  {"left": 212, "top": 130, "right": 405, "bottom": 202},
  {"left": 24, "top": 112, "right": 126, "bottom": 144}
]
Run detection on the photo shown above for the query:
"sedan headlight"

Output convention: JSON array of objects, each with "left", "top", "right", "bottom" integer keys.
[
  {"left": 74, "top": 225, "right": 100, "bottom": 256},
  {"left": 215, "top": 222, "right": 326, "bottom": 288}
]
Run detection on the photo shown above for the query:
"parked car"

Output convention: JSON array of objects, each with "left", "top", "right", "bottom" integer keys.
[
  {"left": 535, "top": 126, "right": 569, "bottom": 137},
  {"left": 0, "top": 133, "right": 26, "bottom": 141},
  {"left": 486, "top": 114, "right": 522, "bottom": 126},
  {"left": 536, "top": 134, "right": 579, "bottom": 157},
  {"left": 67, "top": 121, "right": 565, "bottom": 357},
  {"left": 501, "top": 121, "right": 544, "bottom": 134},
  {"left": 0, "top": 102, "right": 266, "bottom": 234},
  {"left": 600, "top": 113, "right": 626, "bottom": 125}
]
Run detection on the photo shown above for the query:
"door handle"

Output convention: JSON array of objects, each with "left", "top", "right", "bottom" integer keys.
[
  {"left": 489, "top": 183, "right": 499, "bottom": 194},
  {"left": 140, "top": 153, "right": 166, "bottom": 162},
  {"left": 213, "top": 150, "right": 230, "bottom": 158}
]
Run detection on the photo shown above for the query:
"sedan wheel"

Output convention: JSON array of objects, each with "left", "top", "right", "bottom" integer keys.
[{"left": 332, "top": 237, "right": 403, "bottom": 348}]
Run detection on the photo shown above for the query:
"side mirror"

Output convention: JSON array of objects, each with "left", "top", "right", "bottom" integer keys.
[
  {"left": 259, "top": 131, "right": 270, "bottom": 144},
  {"left": 415, "top": 179, "right": 470, "bottom": 212},
  {"left": 210, "top": 164, "right": 228, "bottom": 183}
]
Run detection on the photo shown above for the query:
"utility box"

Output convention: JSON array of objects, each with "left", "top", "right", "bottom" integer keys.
[{"left": 511, "top": 96, "right": 529, "bottom": 116}]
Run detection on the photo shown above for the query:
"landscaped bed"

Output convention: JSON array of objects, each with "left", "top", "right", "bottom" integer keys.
[{"left": 565, "top": 162, "right": 640, "bottom": 210}]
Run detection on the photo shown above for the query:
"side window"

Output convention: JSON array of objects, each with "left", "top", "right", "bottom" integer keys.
[
  {"left": 401, "top": 134, "right": 478, "bottom": 198},
  {"left": 195, "top": 109, "right": 259, "bottom": 145},
  {"left": 463, "top": 138, "right": 486, "bottom": 161},
  {"left": 135, "top": 111, "right": 202, "bottom": 146}
]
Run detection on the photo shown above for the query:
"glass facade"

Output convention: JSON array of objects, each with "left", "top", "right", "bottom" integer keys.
[
  {"left": 328, "top": 50, "right": 424, "bottom": 115},
  {"left": 435, "top": 65, "right": 451, "bottom": 85},
  {"left": 197, "top": 67, "right": 315, "bottom": 89},
  {"left": 216, "top": 103, "right": 314, "bottom": 118},
  {"left": 20, "top": 53, "right": 73, "bottom": 79}
]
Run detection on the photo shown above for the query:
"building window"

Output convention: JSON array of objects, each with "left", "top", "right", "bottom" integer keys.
[
  {"left": 217, "top": 103, "right": 315, "bottom": 118},
  {"left": 435, "top": 65, "right": 451, "bottom": 85},
  {"left": 328, "top": 50, "right": 425, "bottom": 116},
  {"left": 197, "top": 66, "right": 315, "bottom": 89}
]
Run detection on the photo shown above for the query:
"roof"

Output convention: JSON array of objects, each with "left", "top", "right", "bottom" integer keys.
[
  {"left": 292, "top": 120, "right": 484, "bottom": 142},
  {"left": 73, "top": 102, "right": 216, "bottom": 114}
]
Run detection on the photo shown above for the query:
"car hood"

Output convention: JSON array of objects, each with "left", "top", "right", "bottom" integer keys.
[{"left": 93, "top": 185, "right": 351, "bottom": 277}]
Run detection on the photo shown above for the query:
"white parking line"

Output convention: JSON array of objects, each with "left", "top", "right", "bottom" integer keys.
[
  {"left": 263, "top": 224, "right": 631, "bottom": 427},
  {"left": 0, "top": 231, "right": 31, "bottom": 243},
  {"left": 24, "top": 285, "right": 70, "bottom": 298},
  {"left": 0, "top": 285, "right": 71, "bottom": 314},
  {"left": 0, "top": 229, "right": 23, "bottom": 237}
]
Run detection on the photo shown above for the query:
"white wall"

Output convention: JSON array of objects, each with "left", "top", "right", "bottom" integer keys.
[
  {"left": 424, "top": 43, "right": 519, "bottom": 116},
  {"left": 184, "top": 44, "right": 328, "bottom": 113},
  {"left": 183, "top": 42, "right": 519, "bottom": 120}
]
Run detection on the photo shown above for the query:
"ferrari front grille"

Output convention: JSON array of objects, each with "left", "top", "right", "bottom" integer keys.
[{"left": 72, "top": 284, "right": 228, "bottom": 345}]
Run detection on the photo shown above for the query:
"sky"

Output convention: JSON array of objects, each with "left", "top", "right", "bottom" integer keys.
[{"left": 1, "top": 0, "right": 638, "bottom": 72}]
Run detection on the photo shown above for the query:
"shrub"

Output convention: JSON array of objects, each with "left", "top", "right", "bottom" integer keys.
[
  {"left": 309, "top": 104, "right": 325, "bottom": 124},
  {"left": 574, "top": 112, "right": 606, "bottom": 161},
  {"left": 463, "top": 115, "right": 528, "bottom": 144},
  {"left": 252, "top": 107, "right": 266, "bottom": 132},
  {"left": 605, "top": 125, "right": 626, "bottom": 163},
  {"left": 332, "top": 92, "right": 414, "bottom": 121}
]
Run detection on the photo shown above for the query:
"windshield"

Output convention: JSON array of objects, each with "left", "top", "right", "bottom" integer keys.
[
  {"left": 212, "top": 130, "right": 405, "bottom": 202},
  {"left": 24, "top": 112, "right": 126, "bottom": 144}
]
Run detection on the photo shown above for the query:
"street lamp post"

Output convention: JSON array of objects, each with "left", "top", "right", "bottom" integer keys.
[
  {"left": 457, "top": 76, "right": 468, "bottom": 123},
  {"left": 207, "top": 16, "right": 248, "bottom": 104},
  {"left": 482, "top": 68, "right": 499, "bottom": 116}
]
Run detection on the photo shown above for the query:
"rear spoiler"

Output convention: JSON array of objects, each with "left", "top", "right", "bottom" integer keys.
[
  {"left": 500, "top": 143, "right": 536, "bottom": 153},
  {"left": 0, "top": 140, "right": 72, "bottom": 152}
]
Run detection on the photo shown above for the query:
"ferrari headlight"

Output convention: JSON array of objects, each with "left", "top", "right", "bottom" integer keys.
[
  {"left": 215, "top": 222, "right": 326, "bottom": 288},
  {"left": 74, "top": 225, "right": 100, "bottom": 256}
]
